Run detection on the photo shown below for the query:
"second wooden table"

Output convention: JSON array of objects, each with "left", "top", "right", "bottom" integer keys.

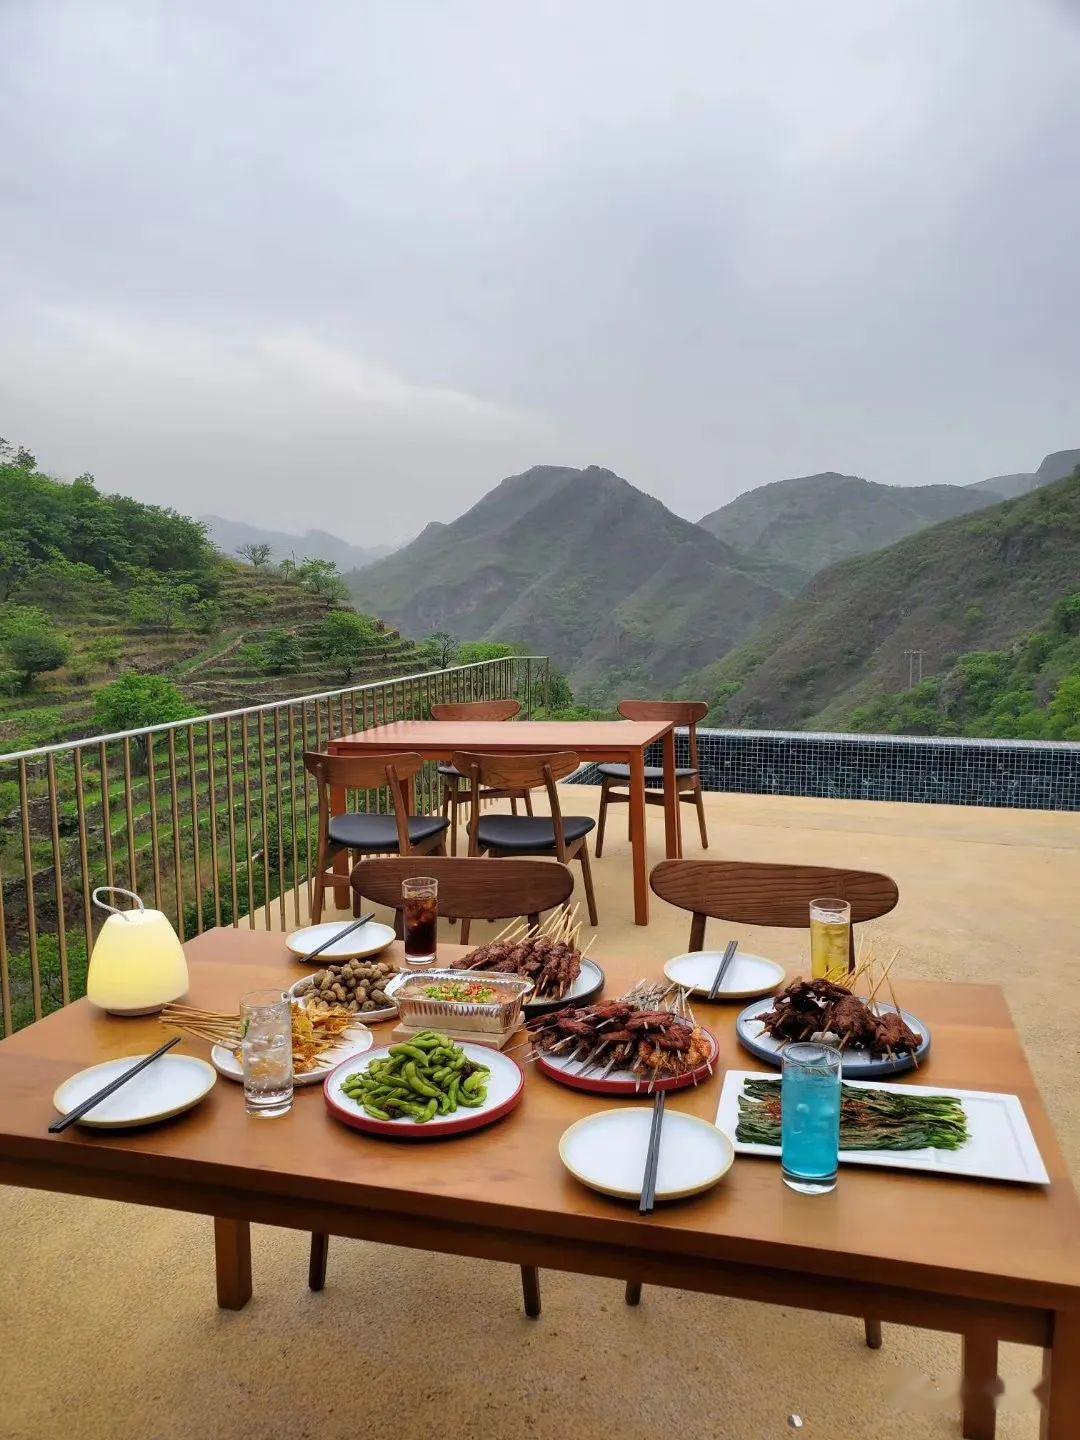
[{"left": 328, "top": 718, "right": 682, "bottom": 924}]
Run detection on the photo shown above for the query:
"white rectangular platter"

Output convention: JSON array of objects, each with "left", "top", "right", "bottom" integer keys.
[{"left": 715, "top": 1070, "right": 1049, "bottom": 1185}]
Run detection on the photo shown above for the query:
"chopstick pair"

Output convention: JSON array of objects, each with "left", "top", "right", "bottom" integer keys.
[
  {"left": 49, "top": 1037, "right": 181, "bottom": 1133},
  {"left": 639, "top": 1090, "right": 666, "bottom": 1215},
  {"left": 707, "top": 939, "right": 739, "bottom": 1000}
]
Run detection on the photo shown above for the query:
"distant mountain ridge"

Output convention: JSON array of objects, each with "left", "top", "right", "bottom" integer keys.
[
  {"left": 346, "top": 464, "right": 797, "bottom": 695},
  {"left": 201, "top": 514, "right": 394, "bottom": 572},
  {"left": 698, "top": 449, "right": 1080, "bottom": 576},
  {"left": 690, "top": 471, "right": 1080, "bottom": 731}
]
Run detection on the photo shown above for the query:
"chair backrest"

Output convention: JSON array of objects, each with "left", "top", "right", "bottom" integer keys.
[
  {"left": 451, "top": 750, "right": 580, "bottom": 859},
  {"left": 349, "top": 856, "right": 573, "bottom": 921},
  {"left": 650, "top": 858, "right": 899, "bottom": 954},
  {"left": 430, "top": 699, "right": 521, "bottom": 721},
  {"left": 303, "top": 750, "right": 424, "bottom": 855},
  {"left": 618, "top": 699, "right": 709, "bottom": 769}
]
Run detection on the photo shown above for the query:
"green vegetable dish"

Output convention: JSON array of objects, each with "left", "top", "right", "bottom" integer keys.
[
  {"left": 341, "top": 1031, "right": 490, "bottom": 1123},
  {"left": 736, "top": 1077, "right": 969, "bottom": 1152}
]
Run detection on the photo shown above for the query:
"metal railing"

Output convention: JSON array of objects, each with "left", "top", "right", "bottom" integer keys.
[{"left": 0, "top": 655, "right": 549, "bottom": 1036}]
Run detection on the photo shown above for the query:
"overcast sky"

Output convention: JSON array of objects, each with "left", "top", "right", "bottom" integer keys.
[{"left": 2, "top": 1, "right": 1078, "bottom": 544}]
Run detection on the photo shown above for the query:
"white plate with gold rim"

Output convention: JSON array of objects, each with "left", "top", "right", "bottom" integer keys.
[
  {"left": 559, "top": 1107, "right": 734, "bottom": 1202},
  {"left": 53, "top": 1053, "right": 217, "bottom": 1129},
  {"left": 664, "top": 950, "right": 785, "bottom": 1001}
]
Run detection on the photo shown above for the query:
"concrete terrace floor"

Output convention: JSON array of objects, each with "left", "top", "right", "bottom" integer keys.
[{"left": 2, "top": 788, "right": 1077, "bottom": 1440}]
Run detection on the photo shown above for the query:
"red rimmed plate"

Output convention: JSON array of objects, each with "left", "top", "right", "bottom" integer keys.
[
  {"left": 533, "top": 1027, "right": 719, "bottom": 1096},
  {"left": 323, "top": 1042, "right": 524, "bottom": 1140}
]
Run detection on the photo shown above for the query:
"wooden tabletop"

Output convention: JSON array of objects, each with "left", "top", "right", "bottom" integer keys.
[
  {"left": 2, "top": 929, "right": 1078, "bottom": 1313},
  {"left": 330, "top": 719, "right": 674, "bottom": 756}
]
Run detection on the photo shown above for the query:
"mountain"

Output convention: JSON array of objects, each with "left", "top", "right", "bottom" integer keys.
[
  {"left": 690, "top": 471, "right": 1080, "bottom": 731},
  {"left": 698, "top": 471, "right": 994, "bottom": 576},
  {"left": 346, "top": 464, "right": 796, "bottom": 695},
  {"left": 201, "top": 514, "right": 394, "bottom": 572},
  {"left": 968, "top": 448, "right": 1080, "bottom": 501}
]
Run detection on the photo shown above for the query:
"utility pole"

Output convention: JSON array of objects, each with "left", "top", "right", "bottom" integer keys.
[{"left": 903, "top": 649, "right": 925, "bottom": 687}]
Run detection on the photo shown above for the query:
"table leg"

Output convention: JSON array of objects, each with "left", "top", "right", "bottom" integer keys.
[
  {"left": 214, "top": 1217, "right": 252, "bottom": 1310},
  {"left": 330, "top": 782, "right": 349, "bottom": 910},
  {"left": 961, "top": 1332, "right": 1000, "bottom": 1440},
  {"left": 628, "top": 748, "right": 649, "bottom": 925},
  {"left": 1040, "top": 1309, "right": 1080, "bottom": 1440},
  {"left": 661, "top": 729, "right": 682, "bottom": 860}
]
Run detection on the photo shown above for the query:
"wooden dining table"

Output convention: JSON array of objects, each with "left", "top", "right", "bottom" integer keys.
[
  {"left": 1, "top": 928, "right": 1077, "bottom": 1440},
  {"left": 328, "top": 718, "right": 683, "bottom": 924}
]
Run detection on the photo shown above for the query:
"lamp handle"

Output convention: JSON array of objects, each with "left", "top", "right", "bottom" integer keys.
[{"left": 92, "top": 887, "right": 145, "bottom": 923}]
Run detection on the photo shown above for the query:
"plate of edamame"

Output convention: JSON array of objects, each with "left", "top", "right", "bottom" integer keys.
[{"left": 323, "top": 1033, "right": 524, "bottom": 1139}]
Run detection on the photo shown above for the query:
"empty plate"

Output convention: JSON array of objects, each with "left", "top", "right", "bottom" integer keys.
[
  {"left": 559, "top": 1106, "right": 734, "bottom": 1202},
  {"left": 53, "top": 1053, "right": 217, "bottom": 1129},
  {"left": 286, "top": 920, "right": 396, "bottom": 963},
  {"left": 664, "top": 950, "right": 785, "bottom": 1000}
]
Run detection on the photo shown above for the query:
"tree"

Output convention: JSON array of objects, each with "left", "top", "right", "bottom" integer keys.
[
  {"left": 0, "top": 438, "right": 36, "bottom": 469},
  {"left": 236, "top": 542, "right": 273, "bottom": 569},
  {"left": 455, "top": 640, "right": 520, "bottom": 665},
  {"left": 320, "top": 610, "right": 381, "bottom": 679},
  {"left": 93, "top": 674, "right": 191, "bottom": 764},
  {"left": 127, "top": 577, "right": 199, "bottom": 633},
  {"left": 297, "top": 557, "right": 347, "bottom": 601},
  {"left": 0, "top": 533, "right": 32, "bottom": 600},
  {"left": 2, "top": 613, "right": 70, "bottom": 691},
  {"left": 191, "top": 598, "right": 221, "bottom": 633},
  {"left": 261, "top": 628, "right": 303, "bottom": 674},
  {"left": 421, "top": 630, "right": 456, "bottom": 668},
  {"left": 277, "top": 557, "right": 298, "bottom": 581}
]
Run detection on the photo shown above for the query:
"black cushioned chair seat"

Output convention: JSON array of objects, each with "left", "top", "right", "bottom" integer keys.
[
  {"left": 328, "top": 813, "right": 448, "bottom": 851},
  {"left": 597, "top": 763, "right": 696, "bottom": 783},
  {"left": 437, "top": 762, "right": 463, "bottom": 779},
  {"left": 476, "top": 814, "right": 594, "bottom": 853}
]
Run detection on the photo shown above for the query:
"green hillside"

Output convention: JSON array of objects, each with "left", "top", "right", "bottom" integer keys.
[
  {"left": 346, "top": 464, "right": 800, "bottom": 700},
  {"left": 690, "top": 471, "right": 1080, "bottom": 733},
  {"left": 0, "top": 453, "right": 424, "bottom": 751}
]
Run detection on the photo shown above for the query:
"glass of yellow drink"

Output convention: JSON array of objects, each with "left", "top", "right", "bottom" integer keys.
[{"left": 809, "top": 897, "right": 851, "bottom": 979}]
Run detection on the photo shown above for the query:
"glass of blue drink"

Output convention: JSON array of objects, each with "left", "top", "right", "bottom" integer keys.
[{"left": 781, "top": 1042, "right": 841, "bottom": 1194}]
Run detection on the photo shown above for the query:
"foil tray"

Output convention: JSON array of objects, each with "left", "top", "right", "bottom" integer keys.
[{"left": 390, "top": 969, "right": 533, "bottom": 1035}]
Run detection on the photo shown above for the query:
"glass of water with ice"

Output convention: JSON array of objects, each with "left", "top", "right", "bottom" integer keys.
[{"left": 240, "top": 990, "right": 294, "bottom": 1117}]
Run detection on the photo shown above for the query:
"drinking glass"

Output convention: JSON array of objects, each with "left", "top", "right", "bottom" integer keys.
[
  {"left": 781, "top": 1042, "right": 841, "bottom": 1194},
  {"left": 402, "top": 877, "right": 438, "bottom": 966},
  {"left": 809, "top": 896, "right": 851, "bottom": 980},
  {"left": 240, "top": 989, "right": 293, "bottom": 1117}
]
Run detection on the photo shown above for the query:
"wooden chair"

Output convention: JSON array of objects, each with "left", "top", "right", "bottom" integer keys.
[
  {"left": 595, "top": 701, "right": 710, "bottom": 855},
  {"left": 430, "top": 700, "right": 532, "bottom": 853},
  {"left": 637, "top": 858, "right": 898, "bottom": 1350},
  {"left": 452, "top": 751, "right": 598, "bottom": 937},
  {"left": 308, "top": 855, "right": 575, "bottom": 1315},
  {"left": 302, "top": 751, "right": 449, "bottom": 925}
]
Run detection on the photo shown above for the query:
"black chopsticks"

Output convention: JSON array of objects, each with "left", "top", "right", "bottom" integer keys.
[
  {"left": 49, "top": 1036, "right": 181, "bottom": 1133},
  {"left": 639, "top": 1090, "right": 666, "bottom": 1215},
  {"left": 302, "top": 912, "right": 375, "bottom": 963},
  {"left": 707, "top": 938, "right": 739, "bottom": 1001}
]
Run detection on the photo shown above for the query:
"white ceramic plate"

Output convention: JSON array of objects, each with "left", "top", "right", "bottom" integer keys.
[
  {"left": 288, "top": 973, "right": 399, "bottom": 1022},
  {"left": 525, "top": 957, "right": 605, "bottom": 1010},
  {"left": 559, "top": 1106, "right": 734, "bottom": 1201},
  {"left": 53, "top": 1053, "right": 217, "bottom": 1129},
  {"left": 325, "top": 1041, "right": 524, "bottom": 1138},
  {"left": 715, "top": 1071, "right": 1050, "bottom": 1185},
  {"left": 664, "top": 950, "right": 785, "bottom": 1000},
  {"left": 210, "top": 1022, "right": 373, "bottom": 1086},
  {"left": 286, "top": 921, "right": 396, "bottom": 963}
]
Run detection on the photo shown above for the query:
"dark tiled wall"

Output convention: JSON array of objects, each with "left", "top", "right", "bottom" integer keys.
[{"left": 570, "top": 728, "right": 1080, "bottom": 811}]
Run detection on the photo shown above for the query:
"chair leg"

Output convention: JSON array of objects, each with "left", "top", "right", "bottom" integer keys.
[
  {"left": 596, "top": 779, "right": 609, "bottom": 858},
  {"left": 310, "top": 874, "right": 324, "bottom": 924},
  {"left": 578, "top": 842, "right": 599, "bottom": 926},
  {"left": 523, "top": 789, "right": 533, "bottom": 816},
  {"left": 449, "top": 780, "right": 459, "bottom": 856},
  {"left": 309, "top": 1232, "right": 329, "bottom": 1291},
  {"left": 510, "top": 797, "right": 519, "bottom": 816},
  {"left": 460, "top": 917, "right": 471, "bottom": 946},
  {"left": 693, "top": 782, "right": 708, "bottom": 849},
  {"left": 520, "top": 1264, "right": 541, "bottom": 1318},
  {"left": 864, "top": 1316, "right": 883, "bottom": 1349},
  {"left": 625, "top": 1281, "right": 642, "bottom": 1306}
]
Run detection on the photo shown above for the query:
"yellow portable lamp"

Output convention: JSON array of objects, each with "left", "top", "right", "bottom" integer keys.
[{"left": 86, "top": 887, "right": 189, "bottom": 1016}]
